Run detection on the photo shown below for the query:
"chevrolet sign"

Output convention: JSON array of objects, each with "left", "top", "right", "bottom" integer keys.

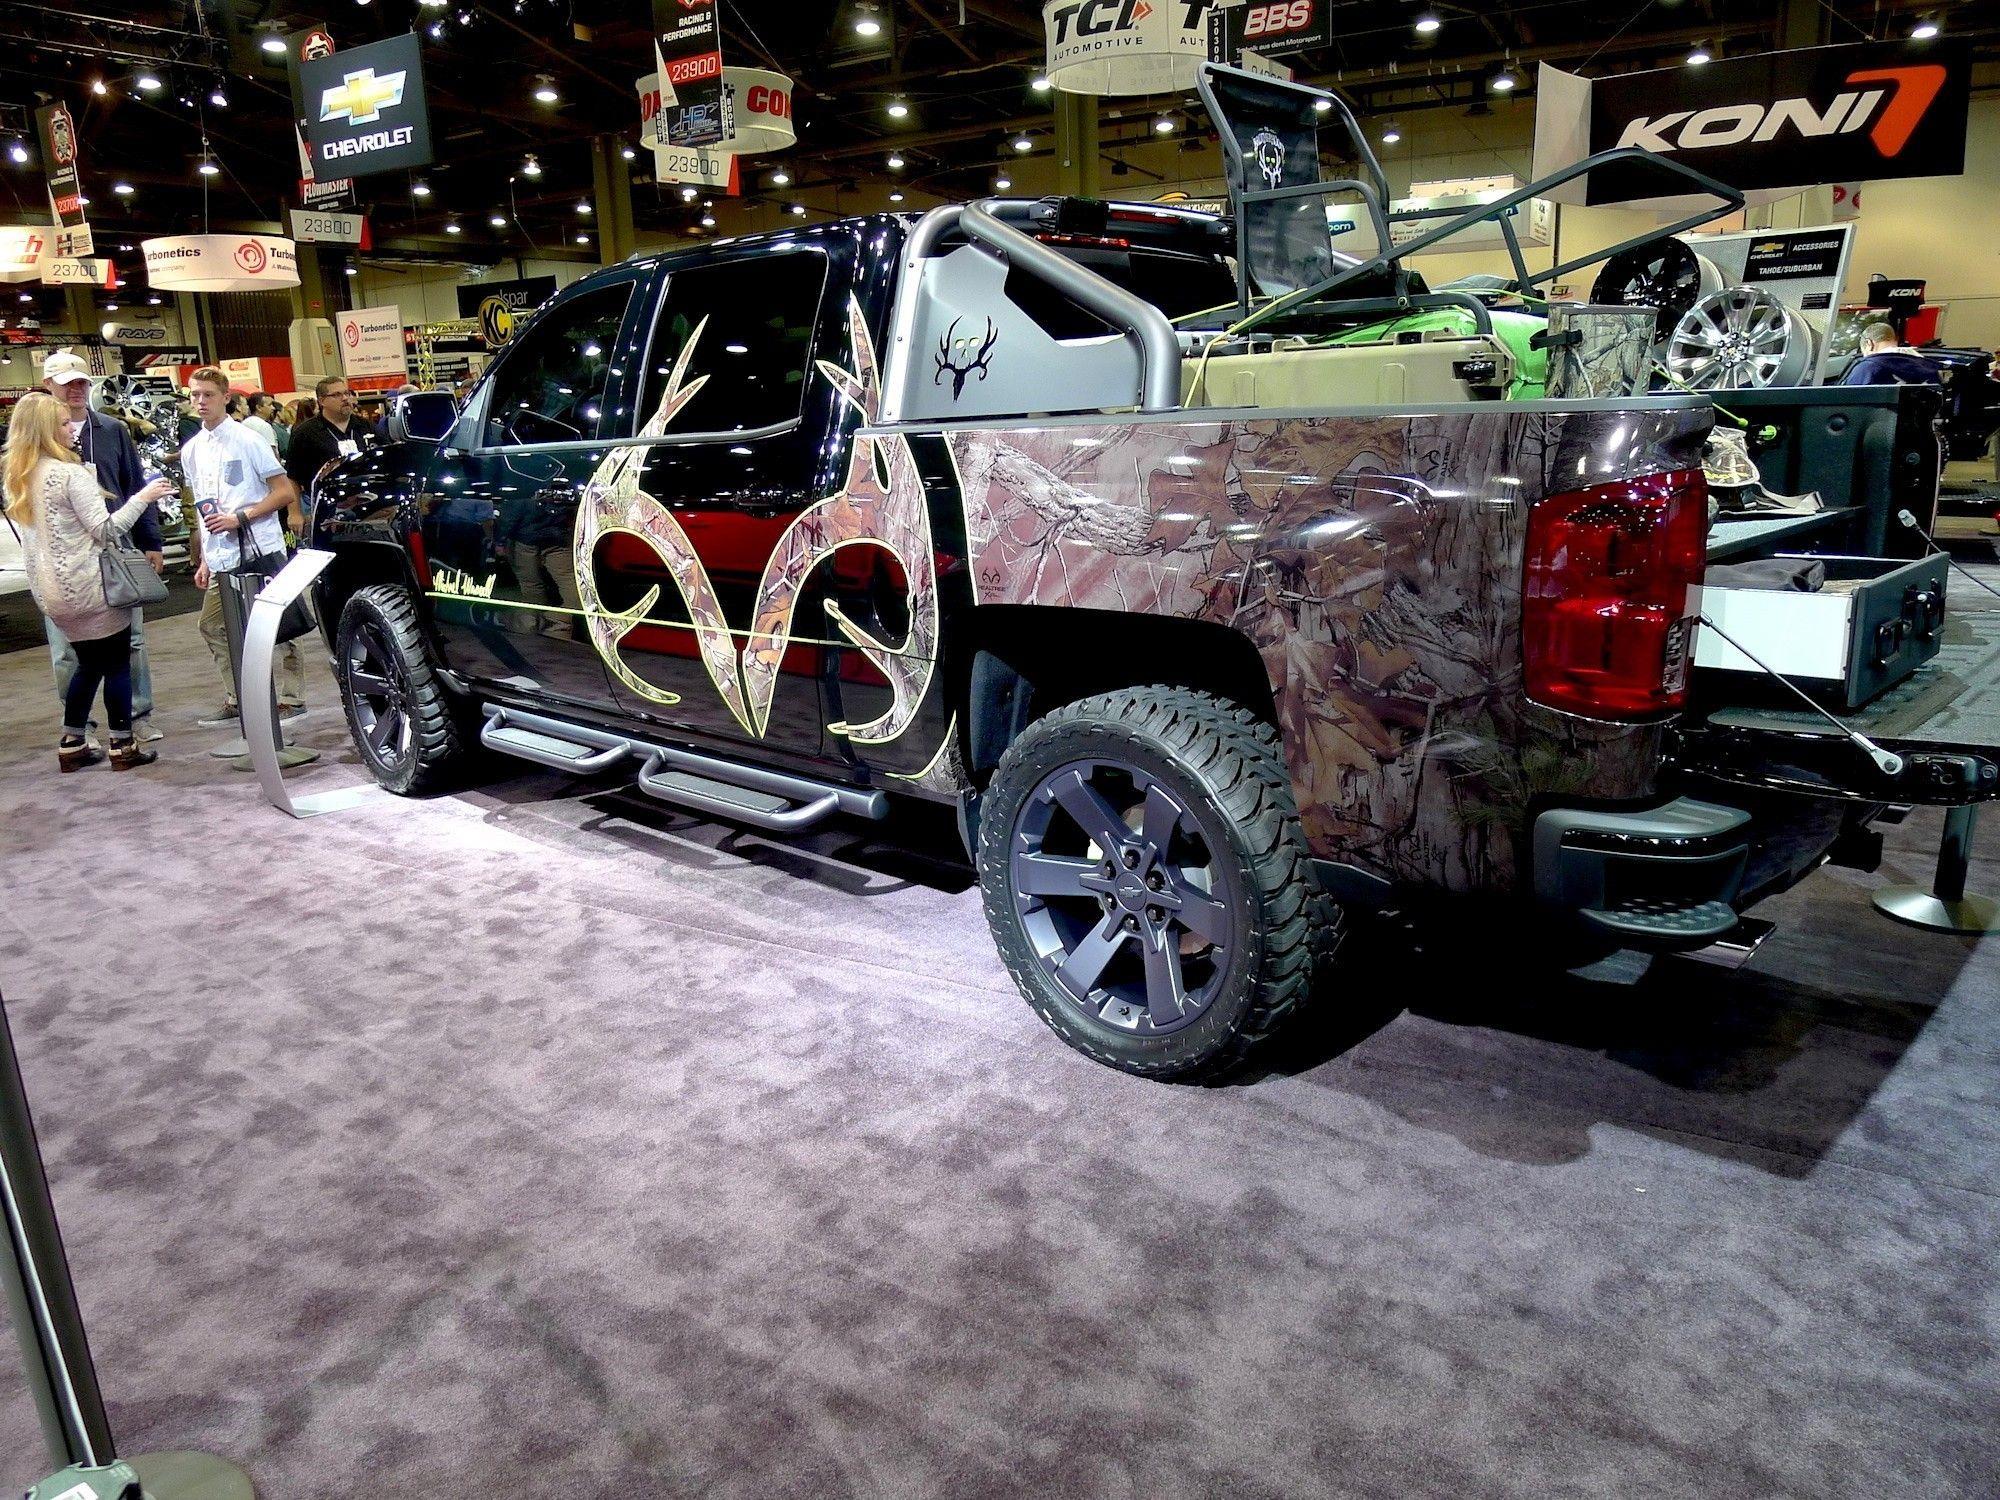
[{"left": 300, "top": 33, "right": 431, "bottom": 179}]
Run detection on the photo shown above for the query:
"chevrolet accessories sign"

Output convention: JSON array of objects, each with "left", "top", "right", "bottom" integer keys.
[
  {"left": 1534, "top": 40, "right": 1969, "bottom": 207},
  {"left": 301, "top": 32, "right": 432, "bottom": 180}
]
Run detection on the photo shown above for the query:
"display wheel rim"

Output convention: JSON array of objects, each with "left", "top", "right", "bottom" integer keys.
[
  {"left": 1666, "top": 288, "right": 1813, "bottom": 389},
  {"left": 1008, "top": 757, "right": 1237, "bottom": 1037},
  {"left": 345, "top": 619, "right": 416, "bottom": 771}
]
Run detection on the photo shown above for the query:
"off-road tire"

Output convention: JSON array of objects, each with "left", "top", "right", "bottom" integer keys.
[
  {"left": 978, "top": 686, "right": 1341, "bottom": 1081},
  {"left": 336, "top": 584, "right": 467, "bottom": 796}
]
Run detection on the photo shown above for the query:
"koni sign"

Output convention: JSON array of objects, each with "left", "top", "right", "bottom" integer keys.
[{"left": 1535, "top": 39, "right": 1970, "bottom": 207}]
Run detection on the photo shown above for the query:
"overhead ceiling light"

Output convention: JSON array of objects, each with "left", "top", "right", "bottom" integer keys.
[
  {"left": 620, "top": 145, "right": 637, "bottom": 160},
  {"left": 680, "top": 185, "right": 697, "bottom": 201},
  {"left": 7, "top": 141, "right": 28, "bottom": 165},
  {"left": 575, "top": 200, "right": 591, "bottom": 214},
  {"left": 886, "top": 152, "right": 904, "bottom": 170},
  {"left": 701, "top": 213, "right": 716, "bottom": 226},
  {"left": 770, "top": 168, "right": 791, "bottom": 186},
  {"left": 259, "top": 31, "right": 285, "bottom": 54},
  {"left": 533, "top": 74, "right": 559, "bottom": 104},
  {"left": 342, "top": 265, "right": 357, "bottom": 277},
  {"left": 576, "top": 233, "right": 590, "bottom": 244},
  {"left": 91, "top": 78, "right": 109, "bottom": 94},
  {"left": 445, "top": 220, "right": 462, "bottom": 234},
  {"left": 136, "top": 72, "right": 162, "bottom": 92},
  {"left": 887, "top": 190, "right": 903, "bottom": 203},
  {"left": 1154, "top": 115, "right": 1175, "bottom": 134},
  {"left": 147, "top": 295, "right": 161, "bottom": 305},
  {"left": 104, "top": 300, "right": 118, "bottom": 311},
  {"left": 854, "top": 10, "right": 882, "bottom": 37},
  {"left": 1686, "top": 44, "right": 1712, "bottom": 65},
  {"left": 75, "top": 195, "right": 90, "bottom": 207},
  {"left": 1911, "top": 17, "right": 1940, "bottom": 38},
  {"left": 16, "top": 292, "right": 30, "bottom": 303},
  {"left": 1013, "top": 134, "right": 1033, "bottom": 152},
  {"left": 994, "top": 175, "right": 1012, "bottom": 191},
  {"left": 887, "top": 99, "right": 909, "bottom": 119},
  {"left": 210, "top": 85, "right": 228, "bottom": 107},
  {"left": 197, "top": 157, "right": 219, "bottom": 176},
  {"left": 1031, "top": 74, "right": 1051, "bottom": 93},
  {"left": 489, "top": 212, "right": 507, "bottom": 227},
  {"left": 1312, "top": 98, "right": 1332, "bottom": 113},
  {"left": 521, "top": 154, "right": 541, "bottom": 177},
  {"left": 788, "top": 202, "right": 806, "bottom": 216},
  {"left": 113, "top": 180, "right": 134, "bottom": 195},
  {"left": 1414, "top": 11, "right": 1441, "bottom": 35},
  {"left": 1490, "top": 64, "right": 1518, "bottom": 92},
  {"left": 1380, "top": 122, "right": 1402, "bottom": 144},
  {"left": 412, "top": 179, "right": 432, "bottom": 197}
]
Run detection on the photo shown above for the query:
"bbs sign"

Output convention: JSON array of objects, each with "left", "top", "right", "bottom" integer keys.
[
  {"left": 1206, "top": 2, "right": 1332, "bottom": 64},
  {"left": 1580, "top": 39, "right": 1970, "bottom": 204},
  {"left": 301, "top": 32, "right": 433, "bottom": 180}
]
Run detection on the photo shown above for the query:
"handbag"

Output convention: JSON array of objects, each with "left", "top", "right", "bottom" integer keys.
[
  {"left": 101, "top": 533, "right": 169, "bottom": 609},
  {"left": 238, "top": 523, "right": 319, "bottom": 644}
]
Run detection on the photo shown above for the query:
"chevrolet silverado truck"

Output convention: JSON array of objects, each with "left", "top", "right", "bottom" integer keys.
[{"left": 307, "top": 66, "right": 1994, "bottom": 1080}]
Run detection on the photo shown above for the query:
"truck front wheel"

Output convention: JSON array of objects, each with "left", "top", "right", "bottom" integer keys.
[
  {"left": 978, "top": 687, "right": 1338, "bottom": 1081},
  {"left": 335, "top": 584, "right": 467, "bottom": 796}
]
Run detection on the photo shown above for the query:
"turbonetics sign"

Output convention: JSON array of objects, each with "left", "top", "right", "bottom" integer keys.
[
  {"left": 1534, "top": 39, "right": 1970, "bottom": 207},
  {"left": 300, "top": 32, "right": 432, "bottom": 180}
]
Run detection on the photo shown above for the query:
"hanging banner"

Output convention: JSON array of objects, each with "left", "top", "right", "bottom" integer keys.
[
  {"left": 301, "top": 31, "right": 433, "bottom": 179},
  {"left": 296, "top": 123, "right": 357, "bottom": 214},
  {"left": 143, "top": 234, "right": 301, "bottom": 293},
  {"left": 653, "top": 0, "right": 726, "bottom": 146},
  {"left": 38, "top": 257, "right": 114, "bottom": 287},
  {"left": 35, "top": 102, "right": 92, "bottom": 257},
  {"left": 289, "top": 207, "right": 364, "bottom": 244},
  {"left": 0, "top": 226, "right": 50, "bottom": 282},
  {"left": 1045, "top": 0, "right": 1214, "bottom": 95},
  {"left": 639, "top": 68, "right": 792, "bottom": 156},
  {"left": 335, "top": 305, "right": 409, "bottom": 382},
  {"left": 1205, "top": 1, "right": 1332, "bottom": 65},
  {"left": 1532, "top": 39, "right": 1972, "bottom": 208}
]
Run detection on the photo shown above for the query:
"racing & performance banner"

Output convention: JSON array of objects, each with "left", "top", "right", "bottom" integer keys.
[
  {"left": 654, "top": 0, "right": 727, "bottom": 147},
  {"left": 35, "top": 103, "right": 92, "bottom": 258}
]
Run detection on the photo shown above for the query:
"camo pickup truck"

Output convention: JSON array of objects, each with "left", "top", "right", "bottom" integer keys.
[{"left": 308, "top": 194, "right": 1944, "bottom": 1080}]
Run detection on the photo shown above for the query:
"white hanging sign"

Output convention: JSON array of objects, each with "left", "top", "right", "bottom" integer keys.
[
  {"left": 289, "top": 208, "right": 365, "bottom": 244},
  {"left": 335, "top": 304, "right": 408, "bottom": 381},
  {"left": 143, "top": 234, "right": 301, "bottom": 292},
  {"left": 1044, "top": 0, "right": 1214, "bottom": 96},
  {"left": 39, "top": 256, "right": 113, "bottom": 286},
  {"left": 0, "top": 226, "right": 51, "bottom": 282}
]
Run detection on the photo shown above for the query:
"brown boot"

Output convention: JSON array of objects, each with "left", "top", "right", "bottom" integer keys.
[
  {"left": 58, "top": 737, "right": 103, "bottom": 773},
  {"left": 108, "top": 737, "right": 157, "bottom": 771}
]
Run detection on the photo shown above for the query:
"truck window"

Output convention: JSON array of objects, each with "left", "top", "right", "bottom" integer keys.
[
  {"left": 482, "top": 282, "right": 635, "bottom": 447},
  {"left": 641, "top": 250, "right": 829, "bottom": 435}
]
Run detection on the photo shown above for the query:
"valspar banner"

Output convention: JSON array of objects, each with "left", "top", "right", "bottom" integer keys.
[
  {"left": 301, "top": 31, "right": 433, "bottom": 179},
  {"left": 336, "top": 305, "right": 408, "bottom": 381},
  {"left": 1533, "top": 40, "right": 1971, "bottom": 208},
  {"left": 1045, "top": 0, "right": 1214, "bottom": 95}
]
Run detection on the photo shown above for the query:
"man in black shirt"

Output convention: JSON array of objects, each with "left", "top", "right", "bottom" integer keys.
[{"left": 285, "top": 374, "right": 382, "bottom": 515}]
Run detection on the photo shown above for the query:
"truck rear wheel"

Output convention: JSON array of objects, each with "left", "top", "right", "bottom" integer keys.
[
  {"left": 978, "top": 687, "right": 1339, "bottom": 1081},
  {"left": 335, "top": 584, "right": 467, "bottom": 796}
]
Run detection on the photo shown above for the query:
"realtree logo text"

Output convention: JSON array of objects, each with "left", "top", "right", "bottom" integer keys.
[
  {"left": 1615, "top": 63, "right": 1948, "bottom": 159},
  {"left": 1048, "top": 0, "right": 1209, "bottom": 47}
]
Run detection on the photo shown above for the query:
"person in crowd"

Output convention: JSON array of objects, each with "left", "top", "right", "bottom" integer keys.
[
  {"left": 3, "top": 392, "right": 176, "bottom": 770},
  {"left": 181, "top": 366, "right": 307, "bottom": 728},
  {"left": 224, "top": 393, "right": 248, "bottom": 421},
  {"left": 286, "top": 375, "right": 380, "bottom": 502},
  {"left": 271, "top": 394, "right": 300, "bottom": 456},
  {"left": 1841, "top": 322, "right": 1940, "bottom": 387},
  {"left": 38, "top": 349, "right": 166, "bottom": 746},
  {"left": 242, "top": 392, "right": 284, "bottom": 459}
]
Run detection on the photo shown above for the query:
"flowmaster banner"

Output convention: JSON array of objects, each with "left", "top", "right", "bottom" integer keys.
[
  {"left": 35, "top": 103, "right": 91, "bottom": 258},
  {"left": 301, "top": 31, "right": 433, "bottom": 179},
  {"left": 289, "top": 26, "right": 356, "bottom": 210},
  {"left": 653, "top": 0, "right": 726, "bottom": 146},
  {"left": 1533, "top": 39, "right": 1971, "bottom": 208}
]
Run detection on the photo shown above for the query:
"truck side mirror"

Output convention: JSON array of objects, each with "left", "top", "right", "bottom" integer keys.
[{"left": 398, "top": 391, "right": 459, "bottom": 443}]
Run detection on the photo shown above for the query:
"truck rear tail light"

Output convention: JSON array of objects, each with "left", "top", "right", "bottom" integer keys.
[{"left": 1522, "top": 467, "right": 1706, "bottom": 720}]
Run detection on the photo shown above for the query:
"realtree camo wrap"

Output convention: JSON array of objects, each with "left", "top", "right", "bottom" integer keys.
[
  {"left": 574, "top": 296, "right": 940, "bottom": 743},
  {"left": 947, "top": 402, "right": 1709, "bottom": 892}
]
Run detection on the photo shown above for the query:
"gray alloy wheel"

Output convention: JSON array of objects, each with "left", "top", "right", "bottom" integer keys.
[
  {"left": 978, "top": 686, "right": 1340, "bottom": 1081},
  {"left": 335, "top": 584, "right": 467, "bottom": 795},
  {"left": 1665, "top": 287, "right": 1817, "bottom": 390}
]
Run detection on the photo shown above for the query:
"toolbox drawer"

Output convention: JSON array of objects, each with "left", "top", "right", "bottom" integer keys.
[{"left": 1693, "top": 553, "right": 1949, "bottom": 709}]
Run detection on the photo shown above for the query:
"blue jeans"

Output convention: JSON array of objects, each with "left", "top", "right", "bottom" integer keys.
[{"left": 48, "top": 610, "right": 153, "bottom": 723}]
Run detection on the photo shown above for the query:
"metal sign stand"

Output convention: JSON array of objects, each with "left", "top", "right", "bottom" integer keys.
[
  {"left": 1872, "top": 805, "right": 2000, "bottom": 934},
  {"left": 235, "top": 550, "right": 380, "bottom": 819},
  {"left": 0, "top": 990, "right": 254, "bottom": 1499},
  {"left": 207, "top": 569, "right": 315, "bottom": 773}
]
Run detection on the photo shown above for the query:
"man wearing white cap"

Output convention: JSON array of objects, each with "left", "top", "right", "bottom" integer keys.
[{"left": 41, "top": 349, "right": 164, "bottom": 744}]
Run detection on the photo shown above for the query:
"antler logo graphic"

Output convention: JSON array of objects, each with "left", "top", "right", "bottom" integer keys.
[
  {"left": 1250, "top": 128, "right": 1287, "bottom": 190},
  {"left": 933, "top": 316, "right": 998, "bottom": 399}
]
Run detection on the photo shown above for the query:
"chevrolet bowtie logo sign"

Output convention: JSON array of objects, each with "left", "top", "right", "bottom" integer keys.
[{"left": 320, "top": 68, "right": 406, "bottom": 126}]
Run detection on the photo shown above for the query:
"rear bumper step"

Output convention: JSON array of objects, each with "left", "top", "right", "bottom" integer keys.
[
  {"left": 480, "top": 705, "right": 887, "bottom": 834},
  {"left": 1534, "top": 797, "right": 1752, "bottom": 951}
]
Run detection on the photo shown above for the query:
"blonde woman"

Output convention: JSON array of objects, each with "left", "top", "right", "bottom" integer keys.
[{"left": 3, "top": 392, "right": 176, "bottom": 770}]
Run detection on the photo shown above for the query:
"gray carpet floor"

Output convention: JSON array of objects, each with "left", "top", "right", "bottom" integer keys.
[{"left": 0, "top": 609, "right": 1996, "bottom": 1498}]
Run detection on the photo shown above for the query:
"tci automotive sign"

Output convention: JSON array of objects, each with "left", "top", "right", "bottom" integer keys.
[
  {"left": 1581, "top": 40, "right": 1969, "bottom": 203},
  {"left": 300, "top": 32, "right": 433, "bottom": 179}
]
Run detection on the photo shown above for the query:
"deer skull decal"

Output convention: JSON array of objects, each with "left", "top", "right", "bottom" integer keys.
[
  {"left": 1250, "top": 128, "right": 1287, "bottom": 191},
  {"left": 932, "top": 316, "right": 998, "bottom": 399}
]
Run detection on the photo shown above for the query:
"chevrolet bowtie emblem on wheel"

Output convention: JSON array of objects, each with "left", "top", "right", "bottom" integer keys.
[{"left": 320, "top": 68, "right": 407, "bottom": 126}]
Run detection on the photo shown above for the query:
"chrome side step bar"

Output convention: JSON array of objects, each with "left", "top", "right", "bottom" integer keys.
[{"left": 479, "top": 705, "right": 887, "bottom": 833}]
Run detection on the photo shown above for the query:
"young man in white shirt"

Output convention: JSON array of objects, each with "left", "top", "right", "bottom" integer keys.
[{"left": 181, "top": 366, "right": 307, "bottom": 724}]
